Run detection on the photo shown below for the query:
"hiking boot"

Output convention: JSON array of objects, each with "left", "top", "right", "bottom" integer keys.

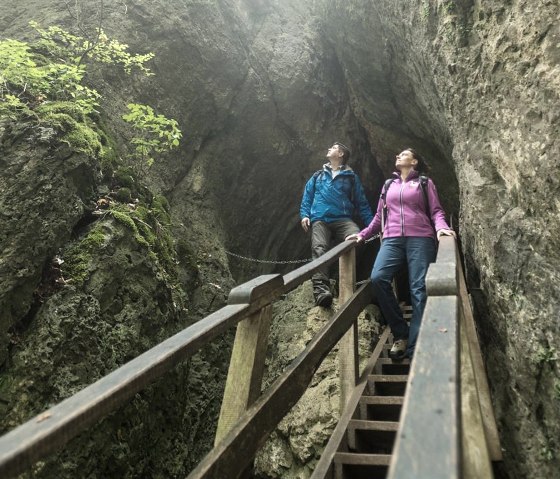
[
  {"left": 315, "top": 292, "right": 333, "bottom": 308},
  {"left": 389, "top": 339, "right": 408, "bottom": 360}
]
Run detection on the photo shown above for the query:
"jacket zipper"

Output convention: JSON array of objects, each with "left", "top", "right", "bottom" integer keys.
[{"left": 399, "top": 181, "right": 405, "bottom": 236}]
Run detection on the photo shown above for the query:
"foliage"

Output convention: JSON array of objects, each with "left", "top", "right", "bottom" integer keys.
[
  {"left": 421, "top": 0, "right": 430, "bottom": 19},
  {"left": 442, "top": 1, "right": 456, "bottom": 14},
  {"left": 122, "top": 104, "right": 182, "bottom": 167},
  {"left": 0, "top": 38, "right": 100, "bottom": 118},
  {"left": 534, "top": 346, "right": 558, "bottom": 365},
  {"left": 29, "top": 21, "right": 155, "bottom": 75},
  {"left": 540, "top": 438, "right": 556, "bottom": 462},
  {"left": 0, "top": 22, "right": 181, "bottom": 165}
]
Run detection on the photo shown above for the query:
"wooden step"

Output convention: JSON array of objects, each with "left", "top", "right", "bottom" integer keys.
[
  {"left": 360, "top": 396, "right": 405, "bottom": 406},
  {"left": 346, "top": 419, "right": 398, "bottom": 454},
  {"left": 348, "top": 419, "right": 399, "bottom": 432},
  {"left": 333, "top": 453, "right": 390, "bottom": 479},
  {"left": 376, "top": 358, "right": 410, "bottom": 375},
  {"left": 368, "top": 374, "right": 409, "bottom": 382},
  {"left": 368, "top": 374, "right": 408, "bottom": 396},
  {"left": 359, "top": 396, "right": 404, "bottom": 422},
  {"left": 334, "top": 452, "right": 391, "bottom": 466},
  {"left": 377, "top": 358, "right": 410, "bottom": 366}
]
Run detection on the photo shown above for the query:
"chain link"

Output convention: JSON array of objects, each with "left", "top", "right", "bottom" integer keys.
[
  {"left": 224, "top": 233, "right": 381, "bottom": 265},
  {"left": 224, "top": 250, "right": 311, "bottom": 265}
]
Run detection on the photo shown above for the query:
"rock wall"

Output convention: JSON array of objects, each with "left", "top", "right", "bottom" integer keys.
[
  {"left": 0, "top": 0, "right": 559, "bottom": 478},
  {"left": 324, "top": 1, "right": 559, "bottom": 476}
]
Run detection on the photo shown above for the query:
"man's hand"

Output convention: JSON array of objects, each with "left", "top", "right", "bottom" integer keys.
[
  {"left": 301, "top": 217, "right": 311, "bottom": 232},
  {"left": 345, "top": 233, "right": 364, "bottom": 243},
  {"left": 437, "top": 229, "right": 457, "bottom": 241}
]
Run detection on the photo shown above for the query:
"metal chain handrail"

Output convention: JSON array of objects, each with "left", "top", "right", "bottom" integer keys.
[
  {"left": 224, "top": 250, "right": 310, "bottom": 265},
  {"left": 225, "top": 234, "right": 381, "bottom": 265}
]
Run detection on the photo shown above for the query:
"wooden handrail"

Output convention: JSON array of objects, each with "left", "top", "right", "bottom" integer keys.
[
  {"left": 0, "top": 238, "right": 364, "bottom": 478},
  {"left": 388, "top": 236, "right": 500, "bottom": 479},
  {"left": 283, "top": 240, "right": 354, "bottom": 292},
  {"left": 0, "top": 303, "right": 249, "bottom": 478},
  {"left": 388, "top": 237, "right": 460, "bottom": 479},
  {"left": 187, "top": 283, "right": 373, "bottom": 479}
]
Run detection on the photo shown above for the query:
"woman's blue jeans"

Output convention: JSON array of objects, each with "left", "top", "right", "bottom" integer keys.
[{"left": 370, "top": 237, "right": 437, "bottom": 357}]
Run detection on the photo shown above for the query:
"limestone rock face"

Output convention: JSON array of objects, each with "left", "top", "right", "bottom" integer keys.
[
  {"left": 256, "top": 281, "right": 383, "bottom": 479},
  {"left": 0, "top": 122, "right": 100, "bottom": 366},
  {"left": 0, "top": 0, "right": 559, "bottom": 478}
]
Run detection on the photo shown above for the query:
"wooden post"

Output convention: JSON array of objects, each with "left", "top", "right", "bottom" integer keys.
[
  {"left": 215, "top": 305, "right": 272, "bottom": 445},
  {"left": 338, "top": 248, "right": 358, "bottom": 412},
  {"left": 214, "top": 274, "right": 282, "bottom": 446}
]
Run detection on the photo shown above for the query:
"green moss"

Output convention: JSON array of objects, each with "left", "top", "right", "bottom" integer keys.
[
  {"left": 152, "top": 194, "right": 170, "bottom": 214},
  {"left": 533, "top": 346, "right": 558, "bottom": 365},
  {"left": 114, "top": 187, "right": 132, "bottom": 203},
  {"left": 63, "top": 225, "right": 107, "bottom": 285},
  {"left": 113, "top": 167, "right": 135, "bottom": 189},
  {"left": 110, "top": 209, "right": 136, "bottom": 230},
  {"left": 35, "top": 101, "right": 104, "bottom": 157},
  {"left": 63, "top": 121, "right": 103, "bottom": 156},
  {"left": 0, "top": 374, "right": 15, "bottom": 420}
]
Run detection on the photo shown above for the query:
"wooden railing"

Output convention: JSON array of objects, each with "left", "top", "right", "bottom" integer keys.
[
  {"left": 0, "top": 240, "right": 369, "bottom": 479},
  {"left": 0, "top": 236, "right": 501, "bottom": 479},
  {"left": 388, "top": 236, "right": 501, "bottom": 479}
]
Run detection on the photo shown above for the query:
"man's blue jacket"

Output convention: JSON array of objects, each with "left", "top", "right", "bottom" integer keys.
[{"left": 300, "top": 165, "right": 373, "bottom": 225}]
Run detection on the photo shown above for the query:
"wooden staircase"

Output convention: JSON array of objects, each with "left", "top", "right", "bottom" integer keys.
[
  {"left": 313, "top": 306, "right": 413, "bottom": 479},
  {"left": 0, "top": 237, "right": 500, "bottom": 479}
]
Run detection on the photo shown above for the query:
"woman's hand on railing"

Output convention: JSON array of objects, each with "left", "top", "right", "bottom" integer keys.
[
  {"left": 437, "top": 229, "right": 457, "bottom": 241},
  {"left": 345, "top": 233, "right": 364, "bottom": 243}
]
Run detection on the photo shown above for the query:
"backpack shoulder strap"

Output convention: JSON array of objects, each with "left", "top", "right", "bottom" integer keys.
[
  {"left": 347, "top": 171, "right": 356, "bottom": 204},
  {"left": 381, "top": 178, "right": 394, "bottom": 201},
  {"left": 419, "top": 175, "right": 430, "bottom": 213},
  {"left": 311, "top": 169, "right": 323, "bottom": 192},
  {"left": 381, "top": 178, "right": 394, "bottom": 229}
]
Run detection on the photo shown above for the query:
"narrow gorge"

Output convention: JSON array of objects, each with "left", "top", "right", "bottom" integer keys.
[{"left": 0, "top": 0, "right": 558, "bottom": 478}]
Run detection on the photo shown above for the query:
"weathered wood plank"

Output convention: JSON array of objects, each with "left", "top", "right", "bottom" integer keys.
[
  {"left": 368, "top": 375, "right": 409, "bottom": 383},
  {"left": 215, "top": 305, "right": 272, "bottom": 444},
  {"left": 359, "top": 396, "right": 404, "bottom": 406},
  {"left": 227, "top": 274, "right": 283, "bottom": 305},
  {"left": 426, "top": 237, "right": 458, "bottom": 296},
  {"left": 338, "top": 248, "right": 358, "bottom": 412},
  {"left": 187, "top": 283, "right": 373, "bottom": 479},
  {"left": 457, "top": 250, "right": 502, "bottom": 461},
  {"left": 0, "top": 303, "right": 249, "bottom": 479},
  {"left": 348, "top": 420, "right": 399, "bottom": 432},
  {"left": 460, "top": 309, "right": 494, "bottom": 479},
  {"left": 387, "top": 296, "right": 459, "bottom": 479},
  {"left": 334, "top": 452, "right": 391, "bottom": 466}
]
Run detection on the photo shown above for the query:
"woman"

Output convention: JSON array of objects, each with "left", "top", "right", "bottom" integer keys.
[{"left": 346, "top": 148, "right": 455, "bottom": 359}]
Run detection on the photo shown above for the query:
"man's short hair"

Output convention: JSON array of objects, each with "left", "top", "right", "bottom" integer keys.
[{"left": 334, "top": 142, "right": 351, "bottom": 164}]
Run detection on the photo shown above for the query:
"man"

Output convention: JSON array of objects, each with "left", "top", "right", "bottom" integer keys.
[{"left": 300, "top": 142, "right": 373, "bottom": 307}]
